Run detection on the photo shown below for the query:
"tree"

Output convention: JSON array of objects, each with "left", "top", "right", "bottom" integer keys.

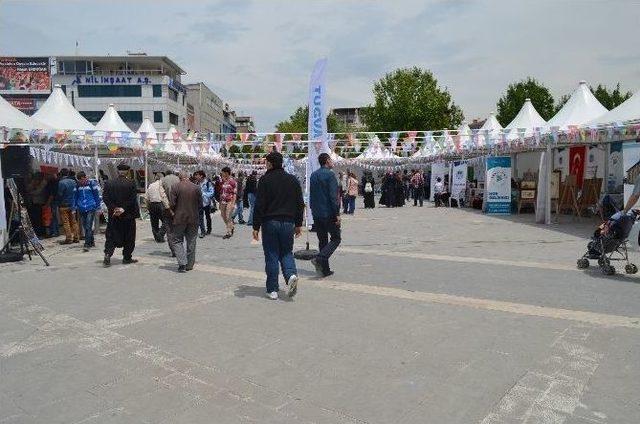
[
  {"left": 361, "top": 67, "right": 463, "bottom": 132},
  {"left": 275, "top": 106, "right": 349, "bottom": 134},
  {"left": 555, "top": 83, "right": 632, "bottom": 113},
  {"left": 496, "top": 77, "right": 556, "bottom": 126}
]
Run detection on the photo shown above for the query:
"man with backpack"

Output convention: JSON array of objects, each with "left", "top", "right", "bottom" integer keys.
[{"left": 74, "top": 171, "right": 102, "bottom": 252}]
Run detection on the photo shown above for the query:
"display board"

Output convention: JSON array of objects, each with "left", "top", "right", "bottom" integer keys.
[
  {"left": 623, "top": 142, "right": 640, "bottom": 208},
  {"left": 451, "top": 161, "right": 468, "bottom": 199},
  {"left": 0, "top": 57, "right": 51, "bottom": 94},
  {"left": 485, "top": 156, "right": 512, "bottom": 215},
  {"left": 609, "top": 142, "right": 623, "bottom": 193}
]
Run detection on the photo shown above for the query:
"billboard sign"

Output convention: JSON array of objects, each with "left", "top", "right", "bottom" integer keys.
[{"left": 0, "top": 57, "right": 51, "bottom": 94}]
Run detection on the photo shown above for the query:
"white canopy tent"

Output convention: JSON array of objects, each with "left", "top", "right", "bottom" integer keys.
[
  {"left": 356, "top": 135, "right": 397, "bottom": 159},
  {"left": 32, "top": 85, "right": 94, "bottom": 131},
  {"left": 0, "top": 95, "right": 49, "bottom": 130},
  {"left": 95, "top": 104, "right": 132, "bottom": 132},
  {"left": 588, "top": 89, "right": 640, "bottom": 126},
  {"left": 136, "top": 118, "right": 158, "bottom": 141},
  {"left": 505, "top": 98, "right": 546, "bottom": 140},
  {"left": 546, "top": 81, "right": 608, "bottom": 130},
  {"left": 480, "top": 112, "right": 502, "bottom": 146}
]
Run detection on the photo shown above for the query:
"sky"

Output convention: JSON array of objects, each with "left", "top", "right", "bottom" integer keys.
[{"left": 1, "top": 0, "right": 639, "bottom": 132}]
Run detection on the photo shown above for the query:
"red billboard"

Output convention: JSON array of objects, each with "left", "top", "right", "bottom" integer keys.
[{"left": 0, "top": 57, "right": 51, "bottom": 94}]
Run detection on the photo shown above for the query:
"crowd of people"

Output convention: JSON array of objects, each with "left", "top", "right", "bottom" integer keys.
[{"left": 13, "top": 155, "right": 456, "bottom": 300}]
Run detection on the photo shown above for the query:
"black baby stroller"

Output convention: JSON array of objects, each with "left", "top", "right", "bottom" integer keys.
[{"left": 577, "top": 210, "right": 640, "bottom": 275}]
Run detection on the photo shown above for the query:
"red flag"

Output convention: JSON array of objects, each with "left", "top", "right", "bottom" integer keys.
[{"left": 569, "top": 146, "right": 586, "bottom": 188}]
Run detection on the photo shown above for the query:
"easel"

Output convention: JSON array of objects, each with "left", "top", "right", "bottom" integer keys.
[
  {"left": 579, "top": 178, "right": 602, "bottom": 215},
  {"left": 1, "top": 178, "right": 50, "bottom": 266},
  {"left": 557, "top": 174, "right": 580, "bottom": 216}
]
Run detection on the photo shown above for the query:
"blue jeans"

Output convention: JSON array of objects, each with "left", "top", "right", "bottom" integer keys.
[
  {"left": 347, "top": 196, "right": 356, "bottom": 214},
  {"left": 314, "top": 216, "right": 341, "bottom": 273},
  {"left": 233, "top": 200, "right": 244, "bottom": 222},
  {"left": 247, "top": 193, "right": 256, "bottom": 225},
  {"left": 50, "top": 206, "right": 60, "bottom": 236},
  {"left": 79, "top": 210, "right": 95, "bottom": 247},
  {"left": 261, "top": 220, "right": 297, "bottom": 293}
]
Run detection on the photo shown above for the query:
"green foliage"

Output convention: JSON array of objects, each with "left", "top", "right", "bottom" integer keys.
[
  {"left": 496, "top": 77, "right": 556, "bottom": 126},
  {"left": 361, "top": 67, "right": 463, "bottom": 132},
  {"left": 591, "top": 83, "right": 632, "bottom": 110},
  {"left": 275, "top": 106, "right": 350, "bottom": 134}
]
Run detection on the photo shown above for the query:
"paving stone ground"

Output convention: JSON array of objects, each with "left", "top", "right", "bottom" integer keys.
[{"left": 1, "top": 203, "right": 639, "bottom": 423}]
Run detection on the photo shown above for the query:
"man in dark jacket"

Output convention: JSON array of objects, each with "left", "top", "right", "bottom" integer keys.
[
  {"left": 252, "top": 152, "right": 304, "bottom": 299},
  {"left": 309, "top": 153, "right": 341, "bottom": 277},
  {"left": 102, "top": 164, "right": 140, "bottom": 267},
  {"left": 170, "top": 172, "right": 202, "bottom": 273}
]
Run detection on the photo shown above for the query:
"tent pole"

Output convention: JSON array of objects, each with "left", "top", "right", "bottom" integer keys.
[
  {"left": 144, "top": 150, "right": 149, "bottom": 191},
  {"left": 545, "top": 144, "right": 552, "bottom": 225},
  {"left": 0, "top": 147, "right": 6, "bottom": 246},
  {"left": 93, "top": 143, "right": 99, "bottom": 181},
  {"left": 603, "top": 142, "right": 610, "bottom": 196}
]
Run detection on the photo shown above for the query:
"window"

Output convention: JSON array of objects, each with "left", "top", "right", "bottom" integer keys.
[
  {"left": 118, "top": 111, "right": 142, "bottom": 124},
  {"left": 169, "top": 112, "right": 178, "bottom": 126},
  {"left": 79, "top": 111, "right": 104, "bottom": 124},
  {"left": 154, "top": 111, "right": 163, "bottom": 123},
  {"left": 168, "top": 88, "right": 178, "bottom": 102},
  {"left": 77, "top": 85, "right": 142, "bottom": 97},
  {"left": 152, "top": 85, "right": 162, "bottom": 97}
]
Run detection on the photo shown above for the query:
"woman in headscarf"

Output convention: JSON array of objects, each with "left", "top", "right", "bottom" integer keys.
[
  {"left": 363, "top": 173, "right": 376, "bottom": 209},
  {"left": 394, "top": 172, "right": 405, "bottom": 207}
]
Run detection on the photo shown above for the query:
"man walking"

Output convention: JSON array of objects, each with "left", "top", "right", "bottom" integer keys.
[
  {"left": 161, "top": 170, "right": 180, "bottom": 256},
  {"left": 310, "top": 153, "right": 341, "bottom": 277},
  {"left": 103, "top": 164, "right": 140, "bottom": 267},
  {"left": 252, "top": 152, "right": 304, "bottom": 299},
  {"left": 219, "top": 167, "right": 237, "bottom": 239},
  {"left": 232, "top": 171, "right": 245, "bottom": 224},
  {"left": 145, "top": 173, "right": 166, "bottom": 242},
  {"left": 193, "top": 171, "right": 214, "bottom": 237},
  {"left": 169, "top": 172, "right": 202, "bottom": 273},
  {"left": 74, "top": 171, "right": 101, "bottom": 252},
  {"left": 56, "top": 168, "right": 79, "bottom": 244}
]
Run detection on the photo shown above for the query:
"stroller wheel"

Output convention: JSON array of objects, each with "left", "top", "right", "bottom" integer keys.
[
  {"left": 576, "top": 258, "right": 590, "bottom": 269},
  {"left": 602, "top": 265, "right": 616, "bottom": 276},
  {"left": 597, "top": 257, "right": 605, "bottom": 267},
  {"left": 625, "top": 264, "right": 638, "bottom": 274}
]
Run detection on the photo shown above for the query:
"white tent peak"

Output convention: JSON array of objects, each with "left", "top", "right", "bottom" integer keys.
[
  {"left": 546, "top": 80, "right": 608, "bottom": 130},
  {"left": 95, "top": 104, "right": 131, "bottom": 132},
  {"left": 357, "top": 135, "right": 397, "bottom": 159},
  {"left": 481, "top": 112, "right": 502, "bottom": 131},
  {"left": 588, "top": 89, "right": 640, "bottom": 126},
  {"left": 136, "top": 118, "right": 158, "bottom": 138},
  {"left": 505, "top": 98, "right": 547, "bottom": 139},
  {"left": 0, "top": 95, "right": 50, "bottom": 130},
  {"left": 32, "top": 86, "right": 94, "bottom": 131}
]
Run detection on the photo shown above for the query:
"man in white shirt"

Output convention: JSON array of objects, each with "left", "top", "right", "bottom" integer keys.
[
  {"left": 434, "top": 177, "right": 445, "bottom": 207},
  {"left": 145, "top": 173, "right": 166, "bottom": 242}
]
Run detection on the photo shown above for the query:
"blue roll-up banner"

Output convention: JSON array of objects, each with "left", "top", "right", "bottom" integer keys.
[{"left": 486, "top": 156, "right": 512, "bottom": 215}]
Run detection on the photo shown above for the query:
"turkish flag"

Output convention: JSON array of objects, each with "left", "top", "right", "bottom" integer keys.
[{"left": 569, "top": 146, "right": 586, "bottom": 188}]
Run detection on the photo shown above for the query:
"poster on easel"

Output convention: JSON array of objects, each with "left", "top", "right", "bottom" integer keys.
[
  {"left": 486, "top": 156, "right": 512, "bottom": 215},
  {"left": 451, "top": 161, "right": 468, "bottom": 199},
  {"left": 609, "top": 142, "right": 623, "bottom": 193}
]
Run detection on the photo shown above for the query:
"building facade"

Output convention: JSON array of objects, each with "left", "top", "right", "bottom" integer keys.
[
  {"left": 51, "top": 55, "right": 187, "bottom": 132},
  {"left": 222, "top": 104, "right": 237, "bottom": 134},
  {"left": 331, "top": 107, "right": 366, "bottom": 130},
  {"left": 185, "top": 82, "right": 225, "bottom": 133},
  {"left": 235, "top": 115, "right": 255, "bottom": 133}
]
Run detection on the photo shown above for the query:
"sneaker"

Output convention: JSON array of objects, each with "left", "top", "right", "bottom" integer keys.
[
  {"left": 266, "top": 291, "right": 278, "bottom": 300},
  {"left": 310, "top": 258, "right": 323, "bottom": 276},
  {"left": 122, "top": 258, "right": 139, "bottom": 265},
  {"left": 322, "top": 270, "right": 334, "bottom": 278},
  {"left": 239, "top": 219, "right": 246, "bottom": 224},
  {"left": 178, "top": 265, "right": 186, "bottom": 273},
  {"left": 103, "top": 255, "right": 111, "bottom": 267},
  {"left": 199, "top": 233, "right": 205, "bottom": 239},
  {"left": 82, "top": 246, "right": 90, "bottom": 252},
  {"left": 287, "top": 275, "right": 299, "bottom": 298},
  {"left": 59, "top": 240, "right": 73, "bottom": 245},
  {"left": 222, "top": 234, "right": 231, "bottom": 240}
]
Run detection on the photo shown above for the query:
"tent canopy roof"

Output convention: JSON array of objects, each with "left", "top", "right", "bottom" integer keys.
[
  {"left": 505, "top": 98, "right": 547, "bottom": 139},
  {"left": 481, "top": 112, "right": 502, "bottom": 131},
  {"left": 32, "top": 85, "right": 94, "bottom": 131},
  {"left": 95, "top": 104, "right": 132, "bottom": 132},
  {"left": 0, "top": 95, "right": 50, "bottom": 130},
  {"left": 588, "top": 89, "right": 640, "bottom": 126},
  {"left": 546, "top": 81, "right": 608, "bottom": 130}
]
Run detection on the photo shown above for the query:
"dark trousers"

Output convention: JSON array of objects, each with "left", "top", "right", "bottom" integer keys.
[
  {"left": 413, "top": 187, "right": 424, "bottom": 207},
  {"left": 261, "top": 220, "right": 297, "bottom": 293},
  {"left": 79, "top": 210, "right": 95, "bottom": 247},
  {"left": 341, "top": 195, "right": 349, "bottom": 214},
  {"left": 164, "top": 211, "right": 175, "bottom": 255},
  {"left": 314, "top": 217, "right": 341, "bottom": 273},
  {"left": 148, "top": 202, "right": 165, "bottom": 241},
  {"left": 104, "top": 218, "right": 136, "bottom": 260},
  {"left": 346, "top": 196, "right": 356, "bottom": 214},
  {"left": 199, "top": 205, "right": 212, "bottom": 235}
]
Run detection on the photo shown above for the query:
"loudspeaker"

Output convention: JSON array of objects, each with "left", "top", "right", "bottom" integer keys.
[{"left": 1, "top": 146, "right": 31, "bottom": 193}]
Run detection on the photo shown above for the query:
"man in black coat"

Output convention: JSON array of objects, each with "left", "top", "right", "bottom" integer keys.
[{"left": 103, "top": 164, "right": 140, "bottom": 267}]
